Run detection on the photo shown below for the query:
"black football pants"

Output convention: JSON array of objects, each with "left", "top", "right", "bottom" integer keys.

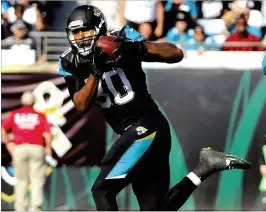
[{"left": 91, "top": 114, "right": 197, "bottom": 210}]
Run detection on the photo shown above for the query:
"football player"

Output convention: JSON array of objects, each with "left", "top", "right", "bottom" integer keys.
[{"left": 58, "top": 5, "right": 251, "bottom": 210}]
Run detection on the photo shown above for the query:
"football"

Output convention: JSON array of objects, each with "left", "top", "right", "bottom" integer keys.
[{"left": 95, "top": 35, "right": 122, "bottom": 61}]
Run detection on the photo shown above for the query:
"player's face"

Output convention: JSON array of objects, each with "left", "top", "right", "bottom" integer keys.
[{"left": 73, "top": 28, "right": 96, "bottom": 48}]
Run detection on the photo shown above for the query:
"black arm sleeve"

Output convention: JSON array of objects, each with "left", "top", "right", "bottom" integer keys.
[{"left": 64, "top": 75, "right": 85, "bottom": 100}]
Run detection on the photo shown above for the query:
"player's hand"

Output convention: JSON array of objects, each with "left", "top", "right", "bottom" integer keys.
[
  {"left": 90, "top": 45, "right": 109, "bottom": 79},
  {"left": 112, "top": 40, "right": 147, "bottom": 64}
]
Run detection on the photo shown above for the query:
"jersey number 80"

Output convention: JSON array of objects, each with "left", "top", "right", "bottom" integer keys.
[{"left": 95, "top": 68, "right": 135, "bottom": 108}]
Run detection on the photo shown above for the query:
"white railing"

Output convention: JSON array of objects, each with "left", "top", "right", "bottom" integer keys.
[
  {"left": 29, "top": 31, "right": 68, "bottom": 61},
  {"left": 142, "top": 51, "right": 263, "bottom": 70}
]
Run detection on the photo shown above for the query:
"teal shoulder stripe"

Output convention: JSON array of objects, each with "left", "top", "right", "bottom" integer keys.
[
  {"left": 124, "top": 25, "right": 145, "bottom": 41},
  {"left": 58, "top": 58, "right": 73, "bottom": 77}
]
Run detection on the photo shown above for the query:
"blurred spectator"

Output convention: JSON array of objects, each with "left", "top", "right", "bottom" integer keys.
[
  {"left": 184, "top": 0, "right": 198, "bottom": 20},
  {"left": 1, "top": 17, "right": 11, "bottom": 40},
  {"left": 164, "top": 0, "right": 199, "bottom": 20},
  {"left": 11, "top": 4, "right": 32, "bottom": 29},
  {"left": 163, "top": 0, "right": 196, "bottom": 37},
  {"left": 7, "top": 1, "right": 47, "bottom": 31},
  {"left": 261, "top": 18, "right": 266, "bottom": 49},
  {"left": 262, "top": 3, "right": 266, "bottom": 49},
  {"left": 197, "top": 0, "right": 262, "bottom": 19},
  {"left": 119, "top": 0, "right": 164, "bottom": 40},
  {"left": 165, "top": 10, "right": 193, "bottom": 43},
  {"left": 2, "top": 0, "right": 12, "bottom": 12},
  {"left": 222, "top": 14, "right": 262, "bottom": 51},
  {"left": 222, "top": 1, "right": 263, "bottom": 38},
  {"left": 222, "top": 3, "right": 249, "bottom": 29},
  {"left": 228, "top": 9, "right": 262, "bottom": 38},
  {"left": 199, "top": 0, "right": 231, "bottom": 19},
  {"left": 185, "top": 25, "right": 221, "bottom": 53},
  {"left": 1, "top": 91, "right": 53, "bottom": 212},
  {"left": 2, "top": 0, "right": 12, "bottom": 20},
  {"left": 262, "top": 0, "right": 266, "bottom": 17},
  {"left": 2, "top": 20, "right": 35, "bottom": 49},
  {"left": 1, "top": 0, "right": 12, "bottom": 39},
  {"left": 196, "top": 0, "right": 262, "bottom": 19},
  {"left": 243, "top": 0, "right": 262, "bottom": 11}
]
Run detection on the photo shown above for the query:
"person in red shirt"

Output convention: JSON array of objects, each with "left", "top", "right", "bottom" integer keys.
[
  {"left": 222, "top": 14, "right": 263, "bottom": 51},
  {"left": 1, "top": 91, "right": 53, "bottom": 212}
]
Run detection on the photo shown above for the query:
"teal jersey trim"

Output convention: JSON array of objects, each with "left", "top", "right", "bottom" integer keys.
[
  {"left": 58, "top": 58, "right": 73, "bottom": 77},
  {"left": 106, "top": 132, "right": 156, "bottom": 179},
  {"left": 124, "top": 25, "right": 146, "bottom": 41}
]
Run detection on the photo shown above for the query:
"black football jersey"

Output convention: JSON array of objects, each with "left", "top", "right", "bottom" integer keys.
[{"left": 58, "top": 25, "right": 161, "bottom": 134}]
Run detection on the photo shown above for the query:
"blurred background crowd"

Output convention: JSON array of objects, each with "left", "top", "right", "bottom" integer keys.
[{"left": 1, "top": 0, "right": 266, "bottom": 65}]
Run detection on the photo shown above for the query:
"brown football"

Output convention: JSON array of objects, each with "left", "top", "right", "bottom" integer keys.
[{"left": 95, "top": 35, "right": 122, "bottom": 61}]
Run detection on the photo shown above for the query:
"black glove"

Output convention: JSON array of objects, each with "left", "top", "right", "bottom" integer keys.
[
  {"left": 90, "top": 45, "right": 109, "bottom": 79},
  {"left": 112, "top": 40, "right": 148, "bottom": 64}
]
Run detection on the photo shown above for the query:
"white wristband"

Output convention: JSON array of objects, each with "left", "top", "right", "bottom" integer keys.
[{"left": 187, "top": 172, "right": 201, "bottom": 186}]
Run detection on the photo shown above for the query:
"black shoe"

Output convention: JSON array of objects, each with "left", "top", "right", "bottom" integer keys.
[
  {"left": 200, "top": 147, "right": 251, "bottom": 171},
  {"left": 193, "top": 147, "right": 251, "bottom": 180}
]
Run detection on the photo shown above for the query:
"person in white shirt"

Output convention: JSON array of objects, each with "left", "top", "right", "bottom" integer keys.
[
  {"left": 119, "top": 0, "right": 164, "bottom": 40},
  {"left": 2, "top": 20, "right": 34, "bottom": 49}
]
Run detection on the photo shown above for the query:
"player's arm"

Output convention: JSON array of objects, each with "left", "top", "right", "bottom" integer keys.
[
  {"left": 142, "top": 42, "right": 184, "bottom": 63},
  {"left": 115, "top": 26, "right": 184, "bottom": 64},
  {"left": 115, "top": 41, "right": 184, "bottom": 64},
  {"left": 72, "top": 74, "right": 99, "bottom": 112},
  {"left": 59, "top": 57, "right": 99, "bottom": 112},
  {"left": 59, "top": 48, "right": 105, "bottom": 112},
  {"left": 64, "top": 74, "right": 99, "bottom": 112}
]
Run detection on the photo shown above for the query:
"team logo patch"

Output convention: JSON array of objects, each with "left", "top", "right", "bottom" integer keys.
[
  {"left": 136, "top": 126, "right": 148, "bottom": 135},
  {"left": 93, "top": 7, "right": 101, "bottom": 17}
]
